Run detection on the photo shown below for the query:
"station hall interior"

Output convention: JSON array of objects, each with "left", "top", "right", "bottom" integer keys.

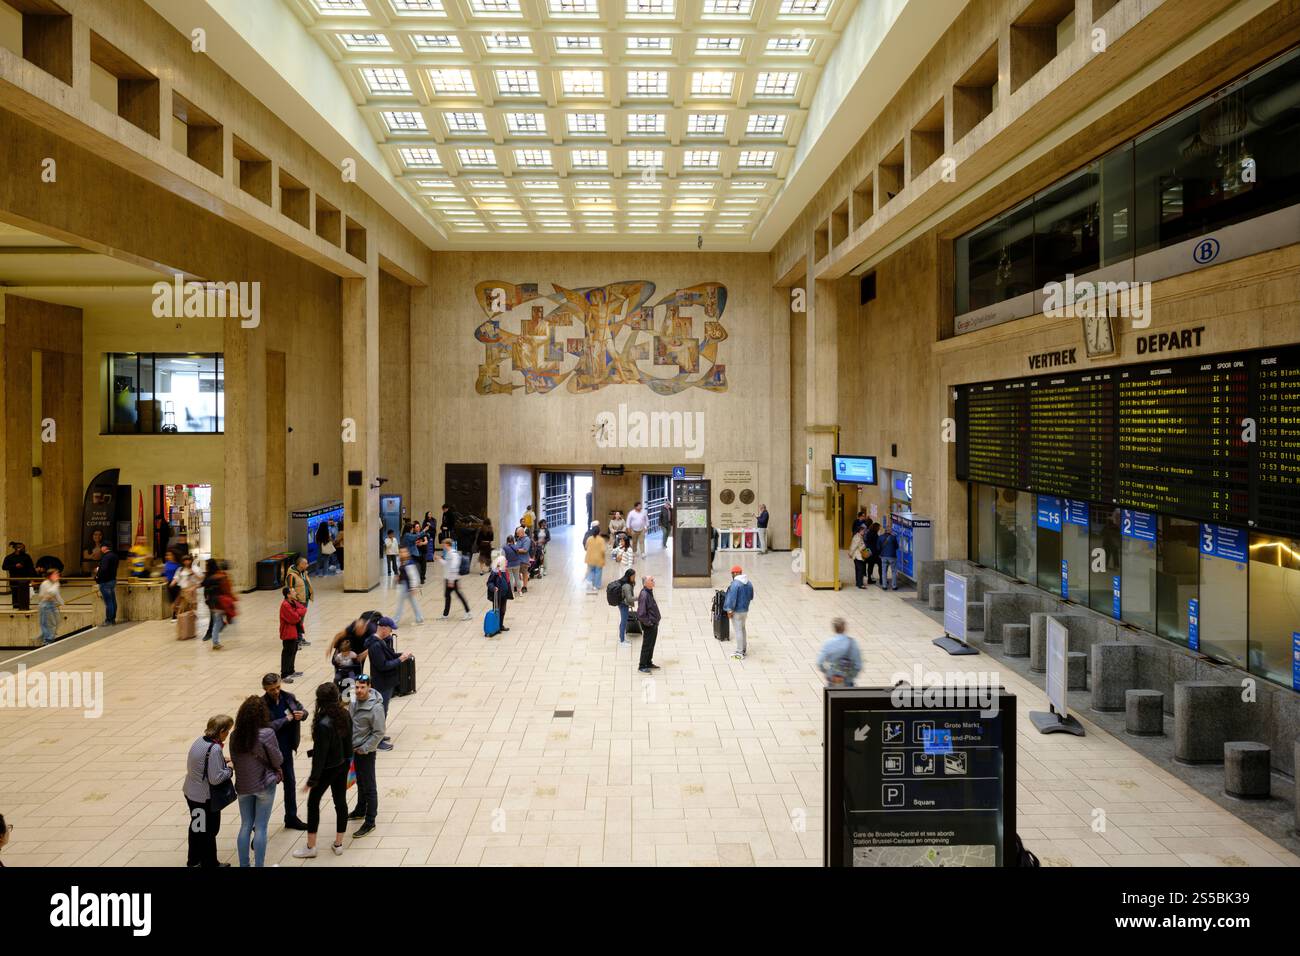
[{"left": 0, "top": 0, "right": 1299, "bottom": 871}]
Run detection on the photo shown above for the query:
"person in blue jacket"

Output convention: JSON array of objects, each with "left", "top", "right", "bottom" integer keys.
[
  {"left": 723, "top": 565, "right": 755, "bottom": 661},
  {"left": 878, "top": 524, "right": 900, "bottom": 591}
]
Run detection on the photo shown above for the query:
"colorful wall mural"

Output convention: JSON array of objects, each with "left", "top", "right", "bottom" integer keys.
[{"left": 473, "top": 280, "right": 729, "bottom": 396}]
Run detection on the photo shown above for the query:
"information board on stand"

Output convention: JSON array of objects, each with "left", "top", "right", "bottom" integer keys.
[
  {"left": 935, "top": 570, "right": 978, "bottom": 656},
  {"left": 825, "top": 686, "right": 1016, "bottom": 867},
  {"left": 1029, "top": 617, "right": 1084, "bottom": 736}
]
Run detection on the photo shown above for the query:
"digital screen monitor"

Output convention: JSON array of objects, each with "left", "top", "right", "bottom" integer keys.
[{"left": 832, "top": 455, "right": 878, "bottom": 485}]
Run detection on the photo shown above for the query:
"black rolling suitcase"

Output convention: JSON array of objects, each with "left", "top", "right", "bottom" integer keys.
[
  {"left": 711, "top": 590, "right": 729, "bottom": 641},
  {"left": 394, "top": 656, "right": 417, "bottom": 697}
]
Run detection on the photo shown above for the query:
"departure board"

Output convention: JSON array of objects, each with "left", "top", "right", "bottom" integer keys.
[
  {"left": 1115, "top": 356, "right": 1249, "bottom": 524},
  {"left": 959, "top": 381, "right": 1029, "bottom": 490},
  {"left": 956, "top": 343, "right": 1300, "bottom": 537},
  {"left": 1253, "top": 345, "right": 1300, "bottom": 537},
  {"left": 1027, "top": 370, "right": 1115, "bottom": 502}
]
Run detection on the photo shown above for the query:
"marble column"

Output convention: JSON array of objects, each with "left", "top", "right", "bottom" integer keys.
[
  {"left": 803, "top": 259, "right": 841, "bottom": 589},
  {"left": 222, "top": 308, "right": 266, "bottom": 589},
  {"left": 342, "top": 250, "right": 381, "bottom": 592},
  {"left": 409, "top": 284, "right": 434, "bottom": 513},
  {"left": 767, "top": 284, "right": 792, "bottom": 552}
]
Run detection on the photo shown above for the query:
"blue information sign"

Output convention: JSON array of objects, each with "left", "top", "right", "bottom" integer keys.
[
  {"left": 1293, "top": 633, "right": 1300, "bottom": 692},
  {"left": 1199, "top": 523, "right": 1247, "bottom": 564},
  {"left": 1064, "top": 500, "right": 1089, "bottom": 527},
  {"left": 1060, "top": 559, "right": 1068, "bottom": 599},
  {"left": 1120, "top": 509, "right": 1156, "bottom": 542},
  {"left": 922, "top": 727, "right": 954, "bottom": 755},
  {"left": 1112, "top": 575, "right": 1121, "bottom": 620},
  {"left": 1037, "top": 496, "right": 1062, "bottom": 531},
  {"left": 1188, "top": 598, "right": 1199, "bottom": 651}
]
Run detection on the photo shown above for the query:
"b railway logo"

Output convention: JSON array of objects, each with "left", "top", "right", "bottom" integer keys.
[{"left": 1192, "top": 237, "right": 1220, "bottom": 264}]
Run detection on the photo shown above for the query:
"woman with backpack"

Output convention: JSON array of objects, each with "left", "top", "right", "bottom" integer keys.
[
  {"left": 292, "top": 683, "right": 353, "bottom": 860},
  {"left": 612, "top": 568, "right": 637, "bottom": 644},
  {"left": 485, "top": 555, "right": 513, "bottom": 635}
]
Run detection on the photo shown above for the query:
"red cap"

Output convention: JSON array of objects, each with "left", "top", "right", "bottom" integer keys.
[{"left": 730, "top": 565, "right": 743, "bottom": 574}]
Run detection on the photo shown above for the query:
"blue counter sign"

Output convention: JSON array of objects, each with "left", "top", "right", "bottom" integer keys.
[
  {"left": 1064, "top": 500, "right": 1089, "bottom": 527},
  {"left": 1188, "top": 599, "right": 1199, "bottom": 651},
  {"left": 1060, "top": 559, "right": 1068, "bottom": 599},
  {"left": 1121, "top": 509, "right": 1156, "bottom": 542},
  {"left": 1037, "top": 497, "right": 1062, "bottom": 531},
  {"left": 1293, "top": 633, "right": 1300, "bottom": 692},
  {"left": 1199, "top": 523, "right": 1247, "bottom": 564},
  {"left": 1112, "top": 575, "right": 1121, "bottom": 620}
]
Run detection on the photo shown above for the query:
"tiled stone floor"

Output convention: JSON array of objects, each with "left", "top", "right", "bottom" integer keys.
[{"left": 0, "top": 526, "right": 1294, "bottom": 867}]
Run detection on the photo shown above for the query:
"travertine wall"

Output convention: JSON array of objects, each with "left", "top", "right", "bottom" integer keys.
[
  {"left": 0, "top": 294, "right": 83, "bottom": 565},
  {"left": 423, "top": 250, "right": 792, "bottom": 550}
]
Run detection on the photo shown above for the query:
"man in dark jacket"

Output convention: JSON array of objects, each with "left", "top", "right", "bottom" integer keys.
[
  {"left": 3, "top": 542, "right": 36, "bottom": 611},
  {"left": 878, "top": 524, "right": 900, "bottom": 591},
  {"left": 364, "top": 617, "right": 410, "bottom": 750},
  {"left": 94, "top": 545, "right": 120, "bottom": 624},
  {"left": 261, "top": 673, "right": 308, "bottom": 830},
  {"left": 636, "top": 575, "right": 661, "bottom": 674}
]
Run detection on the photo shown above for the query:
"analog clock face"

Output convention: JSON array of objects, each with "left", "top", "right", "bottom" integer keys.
[{"left": 1084, "top": 314, "right": 1114, "bottom": 356}]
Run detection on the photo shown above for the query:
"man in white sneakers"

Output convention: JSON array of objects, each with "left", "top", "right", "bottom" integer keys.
[{"left": 626, "top": 501, "right": 649, "bottom": 557}]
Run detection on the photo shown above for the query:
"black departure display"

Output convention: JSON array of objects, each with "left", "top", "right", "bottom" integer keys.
[
  {"left": 1253, "top": 345, "right": 1300, "bottom": 538},
  {"left": 956, "top": 344, "right": 1300, "bottom": 537},
  {"left": 1028, "top": 370, "right": 1115, "bottom": 503},
  {"left": 1116, "top": 356, "right": 1249, "bottom": 524}
]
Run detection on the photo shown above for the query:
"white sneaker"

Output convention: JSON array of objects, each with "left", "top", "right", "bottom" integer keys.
[
  {"left": 732, "top": 653, "right": 745, "bottom": 661},
  {"left": 292, "top": 845, "right": 317, "bottom": 859},
  {"left": 463, "top": 612, "right": 472, "bottom": 621},
  {"left": 331, "top": 843, "right": 344, "bottom": 856}
]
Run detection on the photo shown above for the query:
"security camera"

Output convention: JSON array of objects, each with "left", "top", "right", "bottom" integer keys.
[{"left": 369, "top": 477, "right": 389, "bottom": 490}]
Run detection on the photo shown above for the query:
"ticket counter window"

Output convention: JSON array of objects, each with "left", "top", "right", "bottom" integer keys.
[
  {"left": 1247, "top": 533, "right": 1300, "bottom": 686},
  {"left": 975, "top": 484, "right": 997, "bottom": 568},
  {"left": 1089, "top": 506, "right": 1121, "bottom": 616},
  {"left": 994, "top": 488, "right": 1017, "bottom": 577},
  {"left": 1015, "top": 493, "right": 1037, "bottom": 586},
  {"left": 1061, "top": 503, "right": 1090, "bottom": 604},
  {"left": 1200, "top": 529, "right": 1248, "bottom": 668},
  {"left": 1120, "top": 511, "right": 1157, "bottom": 632},
  {"left": 1036, "top": 497, "right": 1062, "bottom": 597},
  {"left": 1155, "top": 517, "right": 1198, "bottom": 647}
]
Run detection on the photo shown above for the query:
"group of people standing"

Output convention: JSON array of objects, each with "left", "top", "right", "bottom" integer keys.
[
  {"left": 164, "top": 553, "right": 239, "bottom": 648},
  {"left": 848, "top": 512, "right": 901, "bottom": 590}
]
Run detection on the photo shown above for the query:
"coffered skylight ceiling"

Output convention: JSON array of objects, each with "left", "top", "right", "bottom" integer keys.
[{"left": 285, "top": 0, "right": 858, "bottom": 243}]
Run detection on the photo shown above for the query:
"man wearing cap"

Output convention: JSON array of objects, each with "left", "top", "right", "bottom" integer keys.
[
  {"left": 364, "top": 616, "right": 410, "bottom": 751},
  {"left": 723, "top": 564, "right": 755, "bottom": 661},
  {"left": 347, "top": 675, "right": 385, "bottom": 838}
]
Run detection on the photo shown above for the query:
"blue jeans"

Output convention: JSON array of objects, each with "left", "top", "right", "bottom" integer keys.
[
  {"left": 236, "top": 784, "right": 276, "bottom": 867},
  {"left": 586, "top": 564, "right": 603, "bottom": 590},
  {"left": 39, "top": 602, "right": 59, "bottom": 643},
  {"left": 211, "top": 610, "right": 227, "bottom": 647},
  {"left": 881, "top": 557, "right": 897, "bottom": 589},
  {"left": 618, "top": 603, "right": 629, "bottom": 642},
  {"left": 99, "top": 581, "right": 117, "bottom": 624},
  {"left": 393, "top": 587, "right": 424, "bottom": 625}
]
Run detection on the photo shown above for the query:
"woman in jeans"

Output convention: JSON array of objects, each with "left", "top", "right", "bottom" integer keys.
[
  {"left": 182, "top": 714, "right": 234, "bottom": 868},
  {"left": 230, "top": 696, "right": 283, "bottom": 867},
  {"left": 292, "top": 683, "right": 353, "bottom": 859}
]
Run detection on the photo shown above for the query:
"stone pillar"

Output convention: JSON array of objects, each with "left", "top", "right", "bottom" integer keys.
[
  {"left": 803, "top": 262, "right": 840, "bottom": 589},
  {"left": 767, "top": 285, "right": 792, "bottom": 551},
  {"left": 222, "top": 307, "right": 267, "bottom": 589},
  {"left": 409, "top": 284, "right": 434, "bottom": 514},
  {"left": 342, "top": 251, "right": 381, "bottom": 592}
]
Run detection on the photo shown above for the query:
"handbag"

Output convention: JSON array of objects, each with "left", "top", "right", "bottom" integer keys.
[
  {"left": 321, "top": 540, "right": 336, "bottom": 555},
  {"left": 205, "top": 743, "right": 237, "bottom": 812}
]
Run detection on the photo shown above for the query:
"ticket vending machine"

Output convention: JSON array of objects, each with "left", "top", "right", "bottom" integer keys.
[{"left": 890, "top": 512, "right": 933, "bottom": 584}]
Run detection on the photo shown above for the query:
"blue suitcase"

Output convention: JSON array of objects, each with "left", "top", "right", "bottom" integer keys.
[{"left": 484, "top": 608, "right": 501, "bottom": 637}]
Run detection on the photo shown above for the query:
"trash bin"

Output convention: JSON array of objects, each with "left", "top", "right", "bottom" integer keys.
[{"left": 255, "top": 552, "right": 298, "bottom": 590}]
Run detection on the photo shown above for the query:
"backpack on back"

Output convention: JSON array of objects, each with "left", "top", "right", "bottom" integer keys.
[{"left": 605, "top": 580, "right": 624, "bottom": 606}]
